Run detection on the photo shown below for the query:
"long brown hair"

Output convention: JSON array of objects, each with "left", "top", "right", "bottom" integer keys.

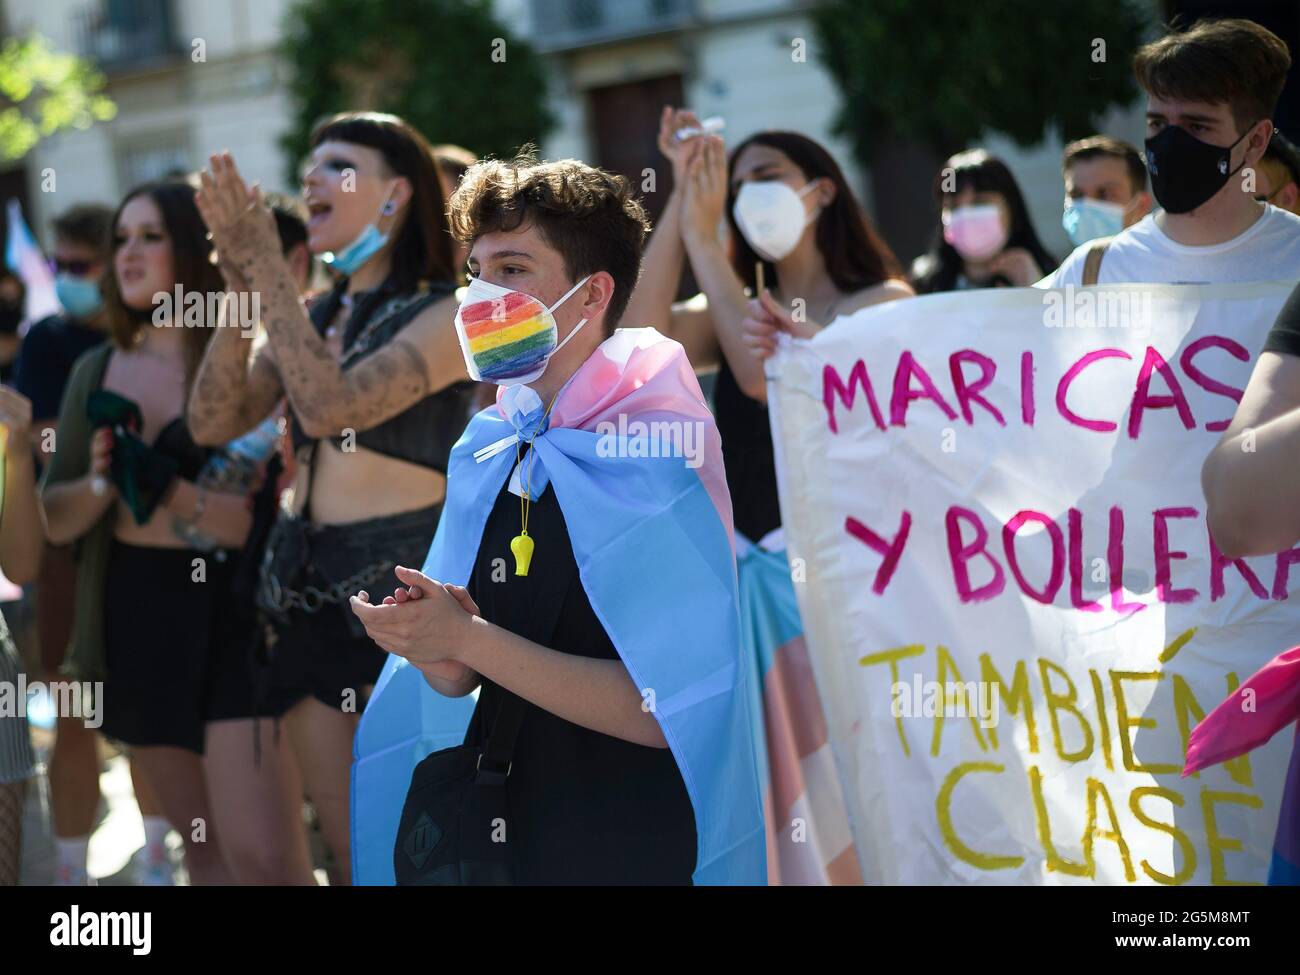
[
  {"left": 725, "top": 131, "right": 902, "bottom": 294},
  {"left": 310, "top": 111, "right": 456, "bottom": 290},
  {"left": 101, "top": 178, "right": 223, "bottom": 389}
]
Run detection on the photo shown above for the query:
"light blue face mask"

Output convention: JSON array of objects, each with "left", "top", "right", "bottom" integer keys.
[
  {"left": 55, "top": 273, "right": 103, "bottom": 319},
  {"left": 322, "top": 183, "right": 398, "bottom": 276},
  {"left": 1062, "top": 196, "right": 1128, "bottom": 248}
]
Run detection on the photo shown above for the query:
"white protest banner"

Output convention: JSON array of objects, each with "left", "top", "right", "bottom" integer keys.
[{"left": 767, "top": 282, "right": 1298, "bottom": 885}]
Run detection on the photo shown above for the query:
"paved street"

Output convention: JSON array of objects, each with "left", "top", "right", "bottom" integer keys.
[
  {"left": 20, "top": 724, "right": 334, "bottom": 886},
  {"left": 19, "top": 727, "right": 176, "bottom": 886}
]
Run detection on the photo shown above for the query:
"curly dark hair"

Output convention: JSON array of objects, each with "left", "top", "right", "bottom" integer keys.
[{"left": 448, "top": 154, "right": 650, "bottom": 331}]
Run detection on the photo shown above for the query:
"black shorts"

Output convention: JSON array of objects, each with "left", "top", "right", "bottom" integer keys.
[
  {"left": 266, "top": 597, "right": 386, "bottom": 714},
  {"left": 261, "top": 503, "right": 444, "bottom": 714},
  {"left": 101, "top": 540, "right": 263, "bottom": 754}
]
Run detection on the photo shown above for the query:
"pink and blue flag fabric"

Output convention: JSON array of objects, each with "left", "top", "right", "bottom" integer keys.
[{"left": 351, "top": 328, "right": 767, "bottom": 885}]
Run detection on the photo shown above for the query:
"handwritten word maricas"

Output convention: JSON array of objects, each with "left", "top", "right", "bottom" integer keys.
[{"left": 822, "top": 337, "right": 1248, "bottom": 437}]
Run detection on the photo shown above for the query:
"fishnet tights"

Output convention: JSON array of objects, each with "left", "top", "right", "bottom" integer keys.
[{"left": 0, "top": 780, "right": 25, "bottom": 886}]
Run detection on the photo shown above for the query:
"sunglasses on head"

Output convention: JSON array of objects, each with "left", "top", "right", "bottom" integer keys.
[{"left": 50, "top": 258, "right": 99, "bottom": 276}]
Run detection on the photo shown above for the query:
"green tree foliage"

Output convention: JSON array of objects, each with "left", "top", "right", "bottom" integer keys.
[
  {"left": 812, "top": 0, "right": 1149, "bottom": 164},
  {"left": 280, "top": 0, "right": 554, "bottom": 183},
  {"left": 0, "top": 35, "right": 116, "bottom": 162}
]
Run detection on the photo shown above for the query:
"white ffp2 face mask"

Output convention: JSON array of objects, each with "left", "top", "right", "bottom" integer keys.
[{"left": 732, "top": 180, "right": 819, "bottom": 262}]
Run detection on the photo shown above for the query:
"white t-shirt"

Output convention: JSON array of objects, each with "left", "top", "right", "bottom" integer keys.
[{"left": 1035, "top": 205, "right": 1300, "bottom": 287}]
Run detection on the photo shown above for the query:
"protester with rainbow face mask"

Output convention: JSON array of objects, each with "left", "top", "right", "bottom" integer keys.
[
  {"left": 348, "top": 155, "right": 766, "bottom": 885},
  {"left": 911, "top": 149, "right": 1057, "bottom": 294},
  {"left": 1060, "top": 135, "right": 1153, "bottom": 248}
]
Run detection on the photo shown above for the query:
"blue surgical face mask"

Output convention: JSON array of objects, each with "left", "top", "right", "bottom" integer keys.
[
  {"left": 55, "top": 273, "right": 103, "bottom": 319},
  {"left": 1062, "top": 197, "right": 1128, "bottom": 248},
  {"left": 322, "top": 182, "right": 398, "bottom": 276}
]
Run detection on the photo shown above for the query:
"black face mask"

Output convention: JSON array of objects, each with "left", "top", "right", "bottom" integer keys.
[{"left": 1144, "top": 123, "right": 1254, "bottom": 214}]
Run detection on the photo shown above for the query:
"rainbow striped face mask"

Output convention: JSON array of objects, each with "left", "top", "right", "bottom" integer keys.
[{"left": 455, "top": 273, "right": 591, "bottom": 386}]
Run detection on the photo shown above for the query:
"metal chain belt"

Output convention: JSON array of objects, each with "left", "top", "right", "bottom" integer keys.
[{"left": 260, "top": 558, "right": 395, "bottom": 614}]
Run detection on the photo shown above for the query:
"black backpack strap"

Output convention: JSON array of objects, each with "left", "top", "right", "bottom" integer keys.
[{"left": 475, "top": 691, "right": 526, "bottom": 786}]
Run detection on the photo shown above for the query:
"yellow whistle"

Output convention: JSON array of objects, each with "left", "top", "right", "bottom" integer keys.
[{"left": 510, "top": 532, "right": 535, "bottom": 576}]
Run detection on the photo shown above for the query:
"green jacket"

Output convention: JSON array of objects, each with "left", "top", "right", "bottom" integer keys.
[{"left": 39, "top": 343, "right": 114, "bottom": 682}]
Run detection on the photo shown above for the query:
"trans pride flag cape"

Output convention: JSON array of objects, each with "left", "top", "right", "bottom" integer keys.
[
  {"left": 1184, "top": 646, "right": 1300, "bottom": 885},
  {"left": 351, "top": 328, "right": 767, "bottom": 885}
]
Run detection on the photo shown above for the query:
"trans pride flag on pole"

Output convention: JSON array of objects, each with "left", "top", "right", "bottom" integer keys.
[
  {"left": 1184, "top": 646, "right": 1300, "bottom": 884},
  {"left": 352, "top": 328, "right": 767, "bottom": 885}
]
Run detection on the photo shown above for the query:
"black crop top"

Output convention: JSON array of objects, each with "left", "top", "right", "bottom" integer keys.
[
  {"left": 88, "top": 374, "right": 210, "bottom": 481},
  {"left": 153, "top": 417, "right": 209, "bottom": 481},
  {"left": 288, "top": 277, "right": 475, "bottom": 472}
]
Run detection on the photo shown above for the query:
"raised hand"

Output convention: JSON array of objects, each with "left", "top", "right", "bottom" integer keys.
[
  {"left": 681, "top": 135, "right": 728, "bottom": 246},
  {"left": 657, "top": 105, "right": 705, "bottom": 188},
  {"left": 194, "top": 151, "right": 280, "bottom": 273}
]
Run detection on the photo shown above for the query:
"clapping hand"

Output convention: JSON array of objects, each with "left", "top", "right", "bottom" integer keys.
[{"left": 194, "top": 151, "right": 280, "bottom": 276}]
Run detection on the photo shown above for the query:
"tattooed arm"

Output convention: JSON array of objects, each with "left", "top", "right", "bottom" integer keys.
[
  {"left": 189, "top": 321, "right": 285, "bottom": 447},
  {"left": 254, "top": 266, "right": 463, "bottom": 439},
  {"left": 195, "top": 152, "right": 467, "bottom": 439}
]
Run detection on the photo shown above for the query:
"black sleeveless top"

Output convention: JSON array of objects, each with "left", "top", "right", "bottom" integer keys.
[
  {"left": 153, "top": 417, "right": 209, "bottom": 481},
  {"left": 288, "top": 277, "right": 474, "bottom": 473},
  {"left": 714, "top": 358, "right": 781, "bottom": 542},
  {"left": 465, "top": 464, "right": 698, "bottom": 884}
]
